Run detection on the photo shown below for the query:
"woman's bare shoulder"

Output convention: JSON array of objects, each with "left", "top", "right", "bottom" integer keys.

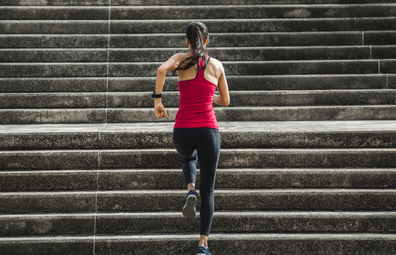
[{"left": 208, "top": 57, "right": 224, "bottom": 71}]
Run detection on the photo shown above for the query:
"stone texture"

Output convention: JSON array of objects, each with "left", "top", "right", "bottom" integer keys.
[
  {"left": 348, "top": 4, "right": 396, "bottom": 17},
  {"left": 389, "top": 74, "right": 396, "bottom": 89},
  {"left": 0, "top": 63, "right": 107, "bottom": 77},
  {"left": 110, "top": 0, "right": 396, "bottom": 5},
  {"left": 96, "top": 233, "right": 396, "bottom": 255},
  {"left": 96, "top": 212, "right": 396, "bottom": 234},
  {"left": 0, "top": 6, "right": 109, "bottom": 20},
  {"left": 0, "top": 20, "right": 108, "bottom": 34},
  {"left": 108, "top": 46, "right": 372, "bottom": 62},
  {"left": 98, "top": 148, "right": 396, "bottom": 169},
  {"left": 0, "top": 93, "right": 106, "bottom": 108},
  {"left": 0, "top": 109, "right": 106, "bottom": 124},
  {"left": 0, "top": 35, "right": 108, "bottom": 48},
  {"left": 365, "top": 31, "right": 396, "bottom": 45},
  {"left": 0, "top": 191, "right": 95, "bottom": 213},
  {"left": 97, "top": 168, "right": 396, "bottom": 190},
  {"left": 372, "top": 46, "right": 396, "bottom": 59},
  {"left": 0, "top": 150, "right": 98, "bottom": 170},
  {"left": 0, "top": 78, "right": 107, "bottom": 93},
  {"left": 356, "top": 17, "right": 396, "bottom": 31},
  {"left": 2, "top": 121, "right": 396, "bottom": 150},
  {"left": 110, "top": 32, "right": 363, "bottom": 48},
  {"left": 0, "top": 236, "right": 93, "bottom": 255},
  {"left": 97, "top": 189, "right": 396, "bottom": 211},
  {"left": 0, "top": 214, "right": 94, "bottom": 236},
  {"left": 110, "top": 18, "right": 396, "bottom": 34},
  {"left": 0, "top": 170, "right": 97, "bottom": 192},
  {"left": 111, "top": 19, "right": 359, "bottom": 34},
  {"left": 110, "top": 6, "right": 350, "bottom": 20},
  {"left": 0, "top": 90, "right": 395, "bottom": 109},
  {"left": 107, "top": 75, "right": 387, "bottom": 92},
  {"left": 107, "top": 106, "right": 396, "bottom": 123},
  {"left": 0, "top": 49, "right": 107, "bottom": 62},
  {"left": 108, "top": 60, "right": 379, "bottom": 77},
  {"left": 381, "top": 59, "right": 396, "bottom": 73},
  {"left": 0, "top": 0, "right": 108, "bottom": 5}
]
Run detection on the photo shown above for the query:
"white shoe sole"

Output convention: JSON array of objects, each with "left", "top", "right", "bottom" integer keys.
[{"left": 182, "top": 194, "right": 197, "bottom": 219}]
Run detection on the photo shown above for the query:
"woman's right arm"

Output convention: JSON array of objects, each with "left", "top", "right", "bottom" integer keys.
[
  {"left": 154, "top": 54, "right": 181, "bottom": 118},
  {"left": 213, "top": 63, "right": 230, "bottom": 107}
]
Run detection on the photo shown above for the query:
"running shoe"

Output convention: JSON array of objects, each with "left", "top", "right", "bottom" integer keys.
[
  {"left": 182, "top": 189, "right": 198, "bottom": 218},
  {"left": 197, "top": 245, "right": 212, "bottom": 255}
]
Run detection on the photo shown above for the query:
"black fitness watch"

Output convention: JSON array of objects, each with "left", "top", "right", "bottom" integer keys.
[{"left": 152, "top": 91, "right": 162, "bottom": 98}]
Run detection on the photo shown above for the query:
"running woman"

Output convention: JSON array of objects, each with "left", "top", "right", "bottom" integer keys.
[{"left": 153, "top": 21, "right": 230, "bottom": 255}]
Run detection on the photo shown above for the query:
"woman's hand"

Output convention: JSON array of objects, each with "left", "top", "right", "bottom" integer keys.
[{"left": 154, "top": 100, "right": 168, "bottom": 118}]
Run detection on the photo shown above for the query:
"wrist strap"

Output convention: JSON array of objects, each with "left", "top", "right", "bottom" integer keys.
[{"left": 152, "top": 91, "right": 162, "bottom": 98}]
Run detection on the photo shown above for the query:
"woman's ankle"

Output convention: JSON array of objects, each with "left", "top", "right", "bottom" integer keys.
[
  {"left": 199, "top": 235, "right": 208, "bottom": 248},
  {"left": 187, "top": 183, "right": 195, "bottom": 193}
]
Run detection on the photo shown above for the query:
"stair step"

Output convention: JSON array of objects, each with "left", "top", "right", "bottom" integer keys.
[
  {"left": 110, "top": 18, "right": 396, "bottom": 34},
  {"left": 93, "top": 233, "right": 396, "bottom": 255},
  {"left": 110, "top": 60, "right": 392, "bottom": 76},
  {"left": 3, "top": 0, "right": 396, "bottom": 5},
  {"left": 2, "top": 120, "right": 396, "bottom": 149},
  {"left": 96, "top": 211, "right": 396, "bottom": 234},
  {"left": 1, "top": 105, "right": 396, "bottom": 124},
  {"left": 0, "top": 90, "right": 393, "bottom": 108},
  {"left": 2, "top": 18, "right": 396, "bottom": 34},
  {"left": 0, "top": 213, "right": 95, "bottom": 236},
  {"left": 0, "top": 233, "right": 395, "bottom": 255},
  {"left": 1, "top": 189, "right": 396, "bottom": 213},
  {"left": 107, "top": 105, "right": 396, "bottom": 123},
  {"left": 2, "top": 32, "right": 394, "bottom": 49},
  {"left": 3, "top": 46, "right": 396, "bottom": 62},
  {"left": 3, "top": 5, "right": 396, "bottom": 20},
  {"left": 1, "top": 148, "right": 396, "bottom": 170},
  {"left": 1, "top": 169, "right": 396, "bottom": 192},
  {"left": 0, "top": 74, "right": 392, "bottom": 93},
  {"left": 3, "top": 60, "right": 395, "bottom": 77},
  {"left": 2, "top": 121, "right": 396, "bottom": 150},
  {"left": 0, "top": 108, "right": 106, "bottom": 124},
  {"left": 0, "top": 6, "right": 109, "bottom": 20},
  {"left": 1, "top": 212, "right": 395, "bottom": 236},
  {"left": 0, "top": 236, "right": 93, "bottom": 255}
]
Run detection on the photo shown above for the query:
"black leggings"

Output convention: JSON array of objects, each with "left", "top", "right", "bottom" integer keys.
[{"left": 172, "top": 127, "right": 220, "bottom": 236}]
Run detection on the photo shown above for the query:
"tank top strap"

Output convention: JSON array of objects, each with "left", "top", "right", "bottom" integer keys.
[{"left": 197, "top": 56, "right": 210, "bottom": 78}]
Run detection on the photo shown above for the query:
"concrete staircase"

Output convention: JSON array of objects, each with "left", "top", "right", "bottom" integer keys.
[{"left": 1, "top": 0, "right": 396, "bottom": 254}]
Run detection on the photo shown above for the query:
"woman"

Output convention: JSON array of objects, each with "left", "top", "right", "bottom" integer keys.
[{"left": 153, "top": 21, "right": 230, "bottom": 255}]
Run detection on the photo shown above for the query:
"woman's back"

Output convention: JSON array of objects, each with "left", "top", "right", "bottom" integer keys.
[
  {"left": 174, "top": 56, "right": 219, "bottom": 129},
  {"left": 177, "top": 53, "right": 224, "bottom": 86}
]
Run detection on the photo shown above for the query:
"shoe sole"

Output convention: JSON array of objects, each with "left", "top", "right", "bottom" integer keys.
[{"left": 182, "top": 194, "right": 197, "bottom": 219}]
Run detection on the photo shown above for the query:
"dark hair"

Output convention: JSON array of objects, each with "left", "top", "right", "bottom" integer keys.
[{"left": 173, "top": 21, "right": 209, "bottom": 76}]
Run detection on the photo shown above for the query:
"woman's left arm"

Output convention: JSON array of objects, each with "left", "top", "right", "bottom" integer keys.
[{"left": 154, "top": 54, "right": 180, "bottom": 118}]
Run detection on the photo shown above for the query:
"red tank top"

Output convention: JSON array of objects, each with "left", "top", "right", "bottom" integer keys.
[{"left": 174, "top": 56, "right": 219, "bottom": 129}]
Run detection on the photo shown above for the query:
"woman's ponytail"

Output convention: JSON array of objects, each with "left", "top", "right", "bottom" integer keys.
[{"left": 173, "top": 21, "right": 209, "bottom": 75}]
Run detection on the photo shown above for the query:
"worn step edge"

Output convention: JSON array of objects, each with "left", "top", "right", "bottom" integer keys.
[
  {"left": 1, "top": 168, "right": 396, "bottom": 191},
  {"left": 0, "top": 234, "right": 395, "bottom": 255},
  {"left": 1, "top": 31, "right": 395, "bottom": 48},
  {"left": 1, "top": 189, "right": 396, "bottom": 213},
  {"left": 3, "top": 45, "right": 396, "bottom": 62},
  {"left": 0, "top": 90, "right": 394, "bottom": 108},
  {"left": 1, "top": 211, "right": 396, "bottom": 236},
  {"left": 94, "top": 233, "right": 396, "bottom": 255},
  {"left": 0, "top": 74, "right": 393, "bottom": 92},
  {"left": 2, "top": 148, "right": 396, "bottom": 170},
  {"left": 2, "top": 120, "right": 396, "bottom": 150},
  {"left": 2, "top": 18, "right": 396, "bottom": 34},
  {"left": 2, "top": 5, "right": 396, "bottom": 20},
  {"left": 2, "top": 105, "right": 396, "bottom": 124}
]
